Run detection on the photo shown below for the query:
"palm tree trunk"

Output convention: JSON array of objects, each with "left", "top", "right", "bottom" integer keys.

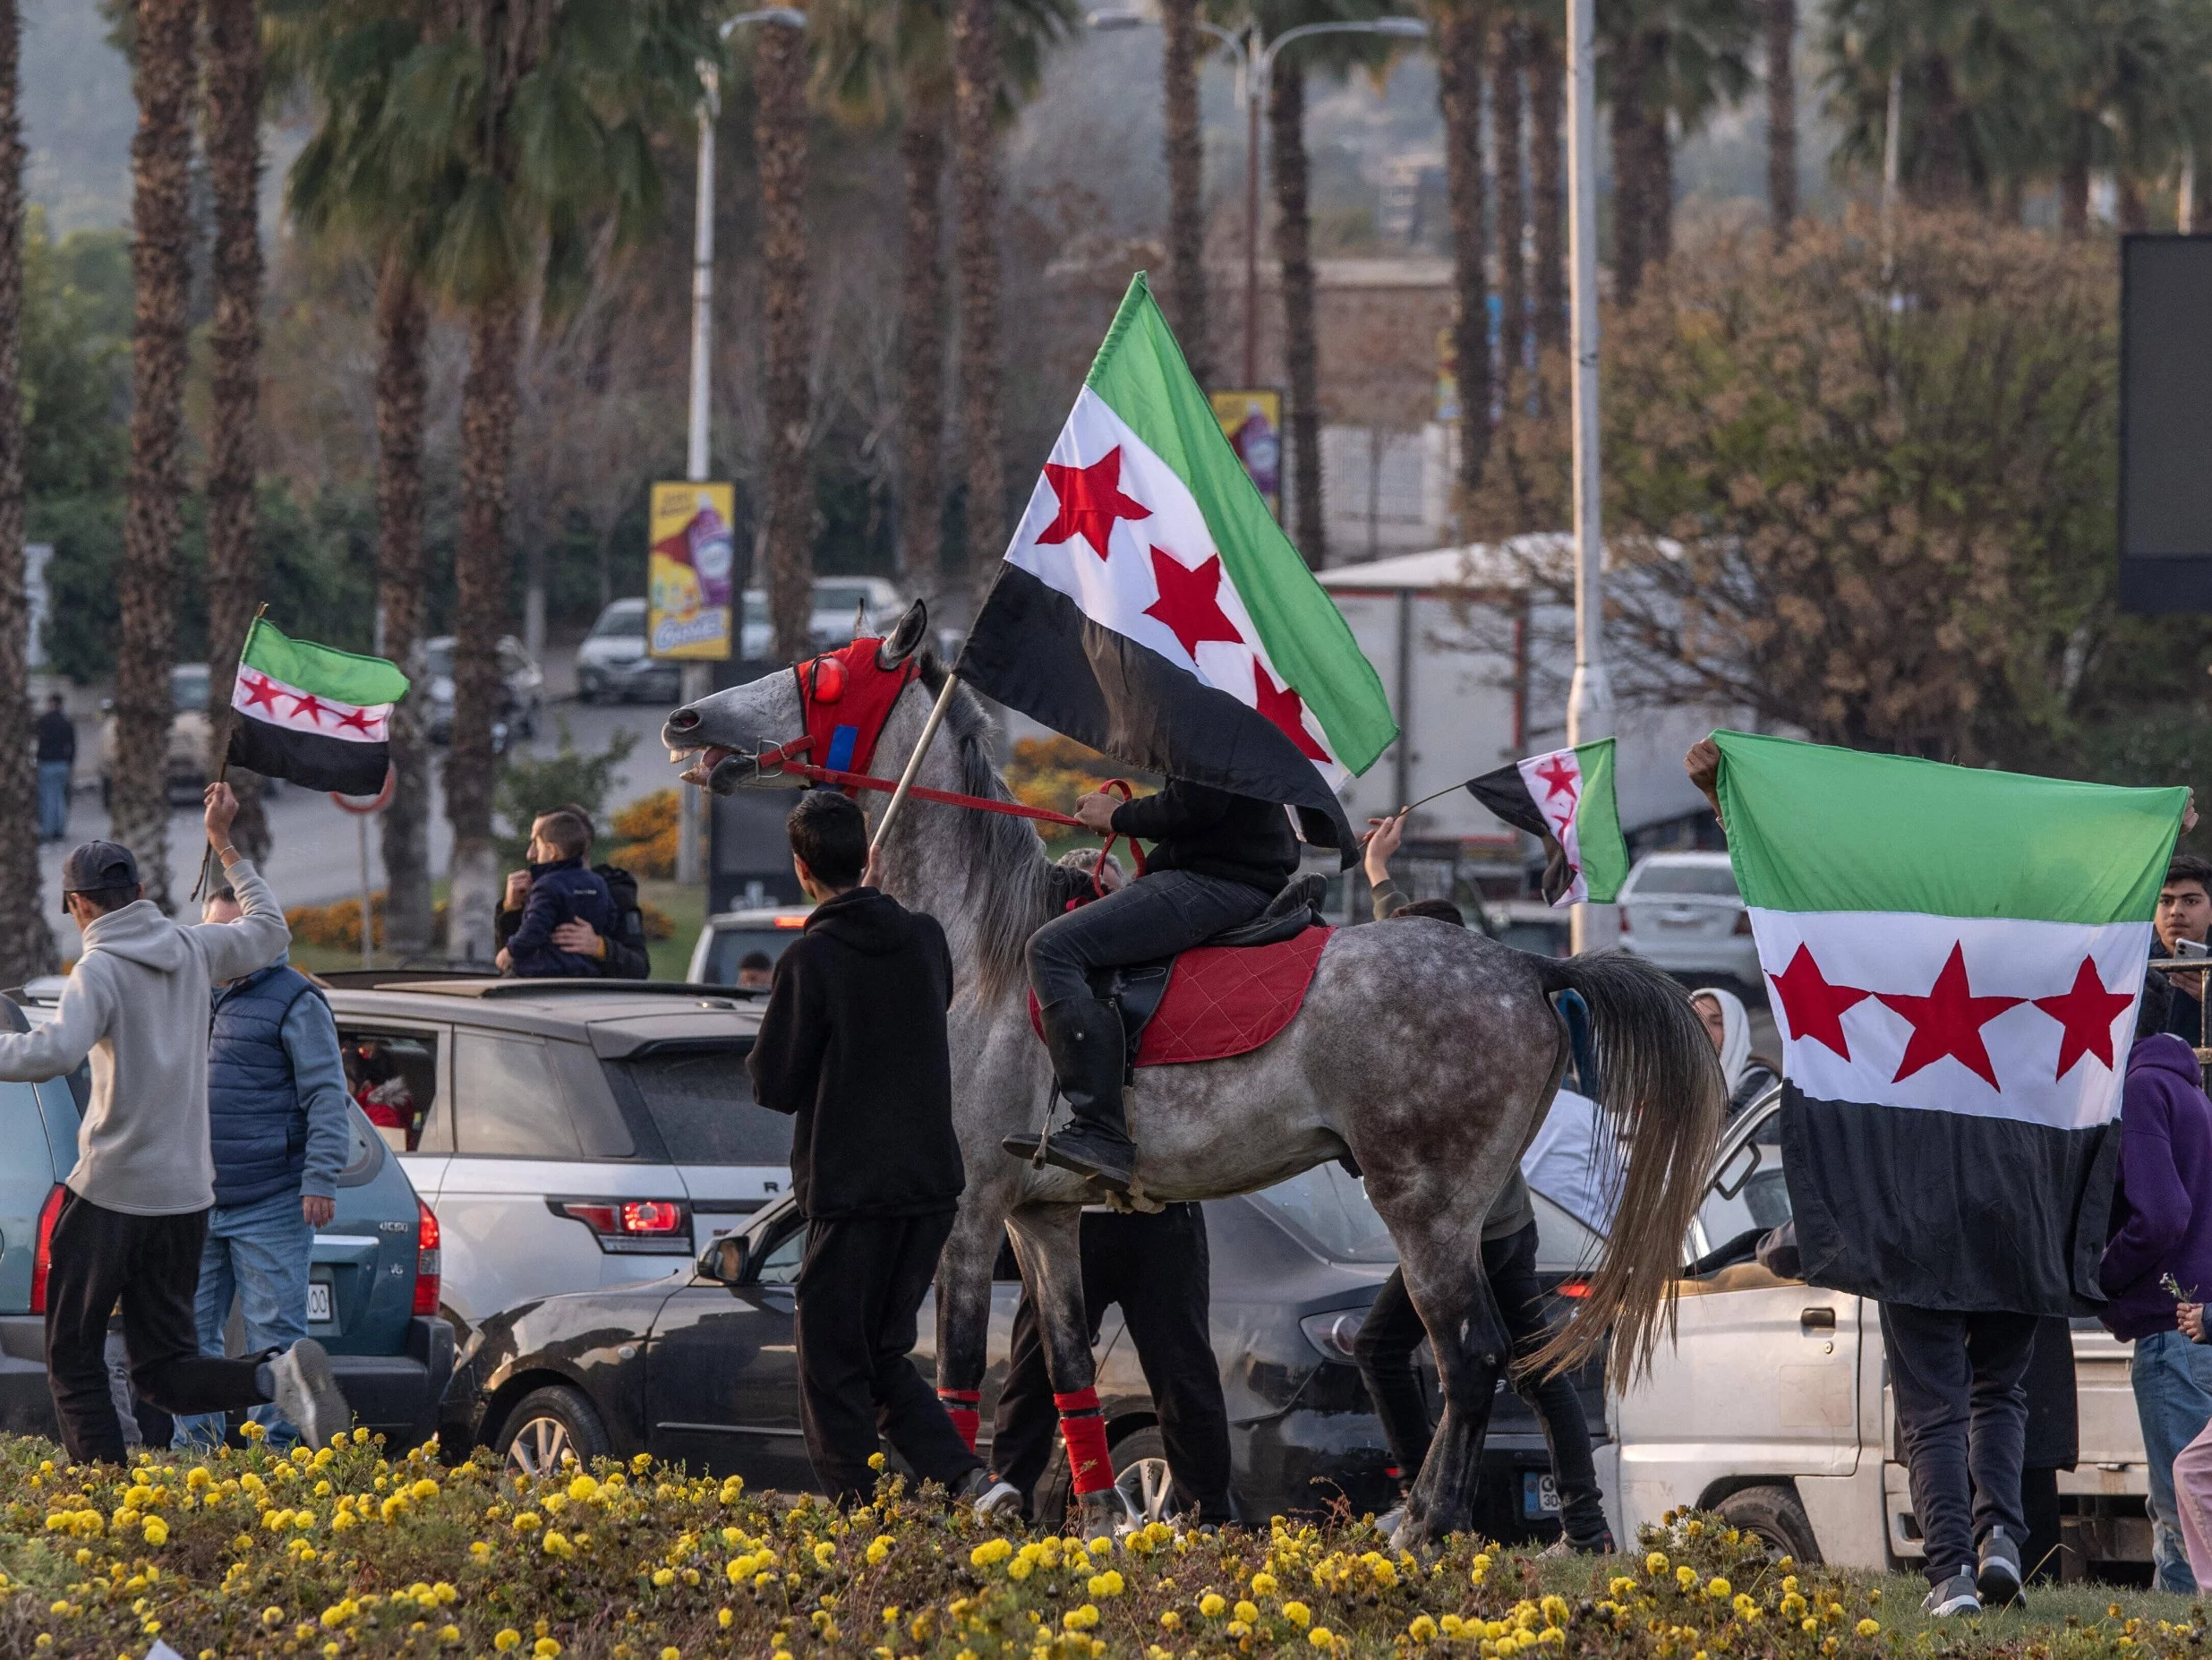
[
  {"left": 952, "top": 0, "right": 1004, "bottom": 613},
  {"left": 1608, "top": 21, "right": 1650, "bottom": 306},
  {"left": 447, "top": 298, "right": 522, "bottom": 963},
  {"left": 1161, "top": 0, "right": 1210, "bottom": 384},
  {"left": 0, "top": 0, "right": 51, "bottom": 980},
  {"left": 1528, "top": 17, "right": 1565, "bottom": 357},
  {"left": 1268, "top": 64, "right": 1325, "bottom": 569},
  {"left": 756, "top": 13, "right": 812, "bottom": 665},
  {"left": 1764, "top": 0, "right": 1796, "bottom": 244},
  {"left": 1644, "top": 83, "right": 1672, "bottom": 269},
  {"left": 897, "top": 102, "right": 947, "bottom": 605},
  {"left": 115, "top": 0, "right": 197, "bottom": 915},
  {"left": 1437, "top": 0, "right": 1491, "bottom": 506},
  {"left": 1492, "top": 17, "right": 1524, "bottom": 389},
  {"left": 375, "top": 253, "right": 431, "bottom": 963},
  {"left": 201, "top": 0, "right": 268, "bottom": 862},
  {"left": 2118, "top": 174, "right": 2148, "bottom": 234},
  {"left": 2060, "top": 114, "right": 2091, "bottom": 237}
]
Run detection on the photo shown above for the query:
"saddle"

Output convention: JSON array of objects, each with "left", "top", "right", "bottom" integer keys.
[{"left": 1029, "top": 874, "right": 1333, "bottom": 1073}]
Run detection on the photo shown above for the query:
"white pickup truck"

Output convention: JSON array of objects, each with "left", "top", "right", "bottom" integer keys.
[{"left": 1595, "top": 1090, "right": 2154, "bottom": 1579}]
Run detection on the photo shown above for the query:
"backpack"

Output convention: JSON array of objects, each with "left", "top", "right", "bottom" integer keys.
[{"left": 594, "top": 863, "right": 651, "bottom": 980}]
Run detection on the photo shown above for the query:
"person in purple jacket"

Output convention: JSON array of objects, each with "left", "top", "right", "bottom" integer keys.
[{"left": 2099, "top": 971, "right": 2212, "bottom": 1594}]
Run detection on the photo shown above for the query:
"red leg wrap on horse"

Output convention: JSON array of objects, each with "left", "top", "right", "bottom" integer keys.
[
  {"left": 938, "top": 1389, "right": 982, "bottom": 1453},
  {"left": 1053, "top": 1389, "right": 1114, "bottom": 1495}
]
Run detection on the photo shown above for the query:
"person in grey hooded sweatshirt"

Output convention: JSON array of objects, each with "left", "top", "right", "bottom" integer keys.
[{"left": 0, "top": 783, "right": 348, "bottom": 1464}]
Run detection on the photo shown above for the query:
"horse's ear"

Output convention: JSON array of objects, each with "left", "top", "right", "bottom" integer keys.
[{"left": 876, "top": 599, "right": 928, "bottom": 669}]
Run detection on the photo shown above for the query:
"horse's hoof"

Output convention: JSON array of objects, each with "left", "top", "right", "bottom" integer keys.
[{"left": 1075, "top": 1489, "right": 1122, "bottom": 1540}]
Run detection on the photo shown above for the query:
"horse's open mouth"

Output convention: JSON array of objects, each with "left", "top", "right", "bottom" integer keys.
[{"left": 668, "top": 743, "right": 797, "bottom": 794}]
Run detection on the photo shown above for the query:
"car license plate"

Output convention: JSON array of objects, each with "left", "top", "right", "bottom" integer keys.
[
  {"left": 308, "top": 1282, "right": 332, "bottom": 1323},
  {"left": 1523, "top": 1472, "right": 1560, "bottom": 1519}
]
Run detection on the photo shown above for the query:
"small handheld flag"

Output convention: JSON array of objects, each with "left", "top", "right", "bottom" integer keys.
[
  {"left": 955, "top": 274, "right": 1396, "bottom": 860},
  {"left": 225, "top": 618, "right": 409, "bottom": 796},
  {"left": 1464, "top": 739, "right": 1627, "bottom": 906}
]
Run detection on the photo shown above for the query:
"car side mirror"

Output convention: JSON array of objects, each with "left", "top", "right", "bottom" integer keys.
[
  {"left": 1712, "top": 1139, "right": 1761, "bottom": 1201},
  {"left": 698, "top": 1236, "right": 748, "bottom": 1286}
]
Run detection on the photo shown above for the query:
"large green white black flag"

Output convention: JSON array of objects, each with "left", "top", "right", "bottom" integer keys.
[{"left": 1714, "top": 731, "right": 2185, "bottom": 1313}]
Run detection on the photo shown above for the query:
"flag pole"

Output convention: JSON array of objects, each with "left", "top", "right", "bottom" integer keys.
[
  {"left": 191, "top": 603, "right": 269, "bottom": 905},
  {"left": 869, "top": 672, "right": 962, "bottom": 858}
]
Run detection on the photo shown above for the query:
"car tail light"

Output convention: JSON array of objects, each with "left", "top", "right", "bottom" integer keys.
[
  {"left": 413, "top": 1200, "right": 441, "bottom": 1317},
  {"left": 1617, "top": 908, "right": 1631, "bottom": 934},
  {"left": 773, "top": 915, "right": 807, "bottom": 929},
  {"left": 551, "top": 1197, "right": 694, "bottom": 1254},
  {"left": 1732, "top": 911, "right": 1754, "bottom": 936},
  {"left": 1299, "top": 1309, "right": 1366, "bottom": 1363},
  {"left": 1554, "top": 1279, "right": 1590, "bottom": 1300},
  {"left": 29, "top": 1185, "right": 64, "bottom": 1314}
]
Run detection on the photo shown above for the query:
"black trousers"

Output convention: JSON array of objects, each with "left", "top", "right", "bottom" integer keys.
[
  {"left": 46, "top": 1191, "right": 268, "bottom": 1467},
  {"left": 1352, "top": 1219, "right": 1609, "bottom": 1547},
  {"left": 993, "top": 1204, "right": 1235, "bottom": 1523},
  {"left": 1026, "top": 871, "right": 1268, "bottom": 1008},
  {"left": 794, "top": 1211, "right": 981, "bottom": 1503},
  {"left": 1878, "top": 1301, "right": 2038, "bottom": 1585}
]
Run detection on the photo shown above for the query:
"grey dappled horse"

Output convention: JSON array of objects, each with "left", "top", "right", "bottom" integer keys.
[{"left": 663, "top": 616, "right": 1724, "bottom": 1545}]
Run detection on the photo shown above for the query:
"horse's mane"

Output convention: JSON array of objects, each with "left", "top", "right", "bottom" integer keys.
[{"left": 914, "top": 649, "right": 1051, "bottom": 1006}]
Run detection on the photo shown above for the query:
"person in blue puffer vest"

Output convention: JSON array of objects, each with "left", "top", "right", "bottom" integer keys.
[{"left": 171, "top": 885, "right": 352, "bottom": 1450}]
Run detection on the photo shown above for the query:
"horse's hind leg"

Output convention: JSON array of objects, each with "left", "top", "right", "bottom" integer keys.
[
  {"left": 1005, "top": 1202, "right": 1120, "bottom": 1536},
  {"left": 934, "top": 1196, "right": 1009, "bottom": 1463},
  {"left": 1396, "top": 1241, "right": 1512, "bottom": 1550}
]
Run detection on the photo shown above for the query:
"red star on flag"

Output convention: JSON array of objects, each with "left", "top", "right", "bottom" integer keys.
[
  {"left": 1768, "top": 944, "right": 1870, "bottom": 1060},
  {"left": 2032, "top": 955, "right": 2137, "bottom": 1080},
  {"left": 333, "top": 705, "right": 378, "bottom": 737},
  {"left": 1533, "top": 755, "right": 1580, "bottom": 806},
  {"left": 1253, "top": 665, "right": 1330, "bottom": 763},
  {"left": 1877, "top": 943, "right": 2024, "bottom": 1090},
  {"left": 289, "top": 692, "right": 328, "bottom": 726},
  {"left": 1143, "top": 548, "right": 1243, "bottom": 658},
  {"left": 238, "top": 672, "right": 282, "bottom": 714},
  {"left": 1036, "top": 448, "right": 1150, "bottom": 560}
]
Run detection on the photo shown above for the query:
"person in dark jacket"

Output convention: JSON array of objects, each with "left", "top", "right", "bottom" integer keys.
[
  {"left": 1009, "top": 777, "right": 1299, "bottom": 1191},
  {"left": 35, "top": 693, "right": 73, "bottom": 842},
  {"left": 171, "top": 886, "right": 353, "bottom": 1451},
  {"left": 2156, "top": 856, "right": 2212, "bottom": 1046},
  {"left": 495, "top": 804, "right": 652, "bottom": 980},
  {"left": 747, "top": 791, "right": 1008, "bottom": 1510},
  {"left": 2100, "top": 971, "right": 2212, "bottom": 1593},
  {"left": 495, "top": 811, "right": 615, "bottom": 979}
]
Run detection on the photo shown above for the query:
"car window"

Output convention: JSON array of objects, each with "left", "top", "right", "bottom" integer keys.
[
  {"left": 612, "top": 1044, "right": 793, "bottom": 1166},
  {"left": 756, "top": 1221, "right": 804, "bottom": 1286},
  {"left": 425, "top": 641, "right": 454, "bottom": 678},
  {"left": 588, "top": 603, "right": 645, "bottom": 639},
  {"left": 171, "top": 666, "right": 209, "bottom": 709},
  {"left": 1697, "top": 1108, "right": 1791, "bottom": 1248},
  {"left": 1627, "top": 864, "right": 1740, "bottom": 898},
  {"left": 340, "top": 1027, "right": 443, "bottom": 1152},
  {"left": 1247, "top": 1164, "right": 1397, "bottom": 1262},
  {"left": 336, "top": 1103, "right": 387, "bottom": 1187},
  {"left": 814, "top": 585, "right": 871, "bottom": 615},
  {"left": 699, "top": 925, "right": 806, "bottom": 989},
  {"left": 453, "top": 1033, "right": 635, "bottom": 1159}
]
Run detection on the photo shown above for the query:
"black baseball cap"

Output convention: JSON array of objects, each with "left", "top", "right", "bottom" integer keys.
[{"left": 60, "top": 841, "right": 140, "bottom": 911}]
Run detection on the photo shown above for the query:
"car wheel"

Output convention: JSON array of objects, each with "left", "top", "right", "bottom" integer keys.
[
  {"left": 1110, "top": 1424, "right": 1175, "bottom": 1527},
  {"left": 1715, "top": 1485, "right": 1821, "bottom": 1564},
  {"left": 496, "top": 1385, "right": 611, "bottom": 1477}
]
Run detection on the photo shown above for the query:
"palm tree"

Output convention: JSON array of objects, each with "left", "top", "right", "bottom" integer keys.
[
  {"left": 951, "top": 0, "right": 1005, "bottom": 609},
  {"left": 202, "top": 0, "right": 269, "bottom": 863},
  {"left": 1526, "top": 12, "right": 1564, "bottom": 355},
  {"left": 1162, "top": 0, "right": 1212, "bottom": 381},
  {"left": 758, "top": 9, "right": 814, "bottom": 665},
  {"left": 1435, "top": 0, "right": 1491, "bottom": 509},
  {"left": 1764, "top": 0, "right": 1796, "bottom": 241},
  {"left": 1492, "top": 14, "right": 1525, "bottom": 381},
  {"left": 113, "top": 0, "right": 199, "bottom": 914},
  {"left": 895, "top": 97, "right": 948, "bottom": 602},
  {"left": 0, "top": 0, "right": 53, "bottom": 980}
]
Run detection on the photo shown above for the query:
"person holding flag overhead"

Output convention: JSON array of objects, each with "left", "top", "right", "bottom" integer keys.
[
  {"left": 954, "top": 275, "right": 1398, "bottom": 1194},
  {"left": 225, "top": 617, "right": 409, "bottom": 796}
]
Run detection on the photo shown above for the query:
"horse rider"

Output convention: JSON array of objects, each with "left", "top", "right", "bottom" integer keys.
[{"left": 1006, "top": 777, "right": 1301, "bottom": 1192}]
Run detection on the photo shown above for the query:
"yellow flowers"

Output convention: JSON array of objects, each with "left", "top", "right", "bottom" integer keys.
[
  {"left": 1857, "top": 1619, "right": 1881, "bottom": 1637},
  {"left": 1200, "top": 1592, "right": 1227, "bottom": 1618},
  {"left": 1678, "top": 1565, "right": 1701, "bottom": 1590},
  {"left": 542, "top": 1529, "right": 576, "bottom": 1558},
  {"left": 1647, "top": 1552, "right": 1670, "bottom": 1575},
  {"left": 1087, "top": 1570, "right": 1124, "bottom": 1598},
  {"left": 1283, "top": 1599, "right": 1312, "bottom": 1628},
  {"left": 1251, "top": 1570, "right": 1279, "bottom": 1596},
  {"left": 1706, "top": 1575, "right": 1733, "bottom": 1599},
  {"left": 567, "top": 1475, "right": 600, "bottom": 1502},
  {"left": 1062, "top": 1604, "right": 1100, "bottom": 1631},
  {"left": 867, "top": 1452, "right": 886, "bottom": 1470},
  {"left": 971, "top": 1538, "right": 1013, "bottom": 1567},
  {"left": 1410, "top": 1613, "right": 1439, "bottom": 1643},
  {"left": 513, "top": 1510, "right": 542, "bottom": 1533},
  {"left": 534, "top": 1640, "right": 562, "bottom": 1657},
  {"left": 653, "top": 1568, "right": 676, "bottom": 1587},
  {"left": 1234, "top": 1598, "right": 1260, "bottom": 1622},
  {"left": 867, "top": 1535, "right": 892, "bottom": 1565},
  {"left": 812, "top": 1540, "right": 836, "bottom": 1568},
  {"left": 1309, "top": 1628, "right": 1337, "bottom": 1650},
  {"left": 141, "top": 1517, "right": 168, "bottom": 1545}
]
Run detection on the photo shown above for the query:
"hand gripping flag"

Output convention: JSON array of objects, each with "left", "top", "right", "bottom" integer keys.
[
  {"left": 1465, "top": 739, "right": 1627, "bottom": 906},
  {"left": 955, "top": 274, "right": 1396, "bottom": 860},
  {"left": 1714, "top": 730, "right": 2186, "bottom": 1314},
  {"left": 226, "top": 618, "right": 410, "bottom": 795}
]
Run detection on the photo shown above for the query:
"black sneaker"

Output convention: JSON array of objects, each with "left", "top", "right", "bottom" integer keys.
[
  {"left": 268, "top": 1339, "right": 349, "bottom": 1450},
  {"left": 1923, "top": 1570, "right": 1980, "bottom": 1618},
  {"left": 1977, "top": 1526, "right": 2023, "bottom": 1608}
]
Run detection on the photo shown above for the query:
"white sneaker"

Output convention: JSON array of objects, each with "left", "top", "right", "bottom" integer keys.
[
  {"left": 268, "top": 1339, "right": 349, "bottom": 1450},
  {"left": 1922, "top": 1570, "right": 1980, "bottom": 1618},
  {"left": 962, "top": 1469, "right": 1022, "bottom": 1522}
]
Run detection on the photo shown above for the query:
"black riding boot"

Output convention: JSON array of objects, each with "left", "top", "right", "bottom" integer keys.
[{"left": 1004, "top": 996, "right": 1137, "bottom": 1193}]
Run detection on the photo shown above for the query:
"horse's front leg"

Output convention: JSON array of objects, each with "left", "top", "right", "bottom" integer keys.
[{"left": 1006, "top": 1202, "right": 1120, "bottom": 1537}]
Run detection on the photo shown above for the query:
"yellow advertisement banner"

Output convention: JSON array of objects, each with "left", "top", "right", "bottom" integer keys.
[
  {"left": 647, "top": 482, "right": 737, "bottom": 660},
  {"left": 1208, "top": 389, "right": 1284, "bottom": 522}
]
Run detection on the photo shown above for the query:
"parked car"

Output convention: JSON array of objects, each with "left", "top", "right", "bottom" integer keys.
[
  {"left": 1604, "top": 1086, "right": 2153, "bottom": 1580},
  {"left": 0, "top": 990, "right": 452, "bottom": 1449},
  {"left": 576, "top": 599, "right": 684, "bottom": 706},
  {"left": 738, "top": 578, "right": 906, "bottom": 659},
  {"left": 1614, "top": 851, "right": 1760, "bottom": 988},
  {"left": 448, "top": 1167, "right": 1606, "bottom": 1538},
  {"left": 423, "top": 635, "right": 545, "bottom": 743},
  {"left": 97, "top": 662, "right": 213, "bottom": 806},
  {"left": 686, "top": 905, "right": 814, "bottom": 989},
  {"left": 319, "top": 976, "right": 782, "bottom": 1349}
]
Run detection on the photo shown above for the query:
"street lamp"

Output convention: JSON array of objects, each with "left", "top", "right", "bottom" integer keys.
[
  {"left": 1564, "top": 0, "right": 1610, "bottom": 951},
  {"left": 1086, "top": 9, "right": 1427, "bottom": 386},
  {"left": 679, "top": 5, "right": 806, "bottom": 885}
]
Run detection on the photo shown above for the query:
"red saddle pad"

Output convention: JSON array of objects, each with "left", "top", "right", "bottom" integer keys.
[{"left": 1026, "top": 926, "right": 1333, "bottom": 1067}]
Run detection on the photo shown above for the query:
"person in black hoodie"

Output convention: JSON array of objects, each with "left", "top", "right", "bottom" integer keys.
[
  {"left": 1006, "top": 778, "right": 1298, "bottom": 1192},
  {"left": 747, "top": 790, "right": 1007, "bottom": 1509}
]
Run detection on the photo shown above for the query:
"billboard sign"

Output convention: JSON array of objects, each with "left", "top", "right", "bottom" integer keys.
[
  {"left": 1209, "top": 389, "right": 1284, "bottom": 522},
  {"left": 648, "top": 481, "right": 737, "bottom": 659}
]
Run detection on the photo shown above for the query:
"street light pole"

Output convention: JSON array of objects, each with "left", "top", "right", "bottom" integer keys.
[{"left": 1564, "top": 0, "right": 1610, "bottom": 953}]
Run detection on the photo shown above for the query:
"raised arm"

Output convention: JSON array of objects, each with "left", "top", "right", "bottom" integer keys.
[{"left": 188, "top": 783, "right": 290, "bottom": 982}]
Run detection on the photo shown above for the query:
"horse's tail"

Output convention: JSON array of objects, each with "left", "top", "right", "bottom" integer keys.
[{"left": 1524, "top": 948, "right": 1726, "bottom": 1381}]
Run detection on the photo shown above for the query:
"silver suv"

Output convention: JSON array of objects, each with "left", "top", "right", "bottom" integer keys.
[{"left": 320, "top": 976, "right": 784, "bottom": 1339}]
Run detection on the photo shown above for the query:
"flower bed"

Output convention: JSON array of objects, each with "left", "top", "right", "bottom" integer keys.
[{"left": 0, "top": 1431, "right": 2194, "bottom": 1658}]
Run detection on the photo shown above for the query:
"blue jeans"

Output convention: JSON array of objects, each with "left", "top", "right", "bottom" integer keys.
[
  {"left": 37, "top": 760, "right": 69, "bottom": 840},
  {"left": 2133, "top": 1329, "right": 2212, "bottom": 1594},
  {"left": 170, "top": 1189, "right": 312, "bottom": 1450}
]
